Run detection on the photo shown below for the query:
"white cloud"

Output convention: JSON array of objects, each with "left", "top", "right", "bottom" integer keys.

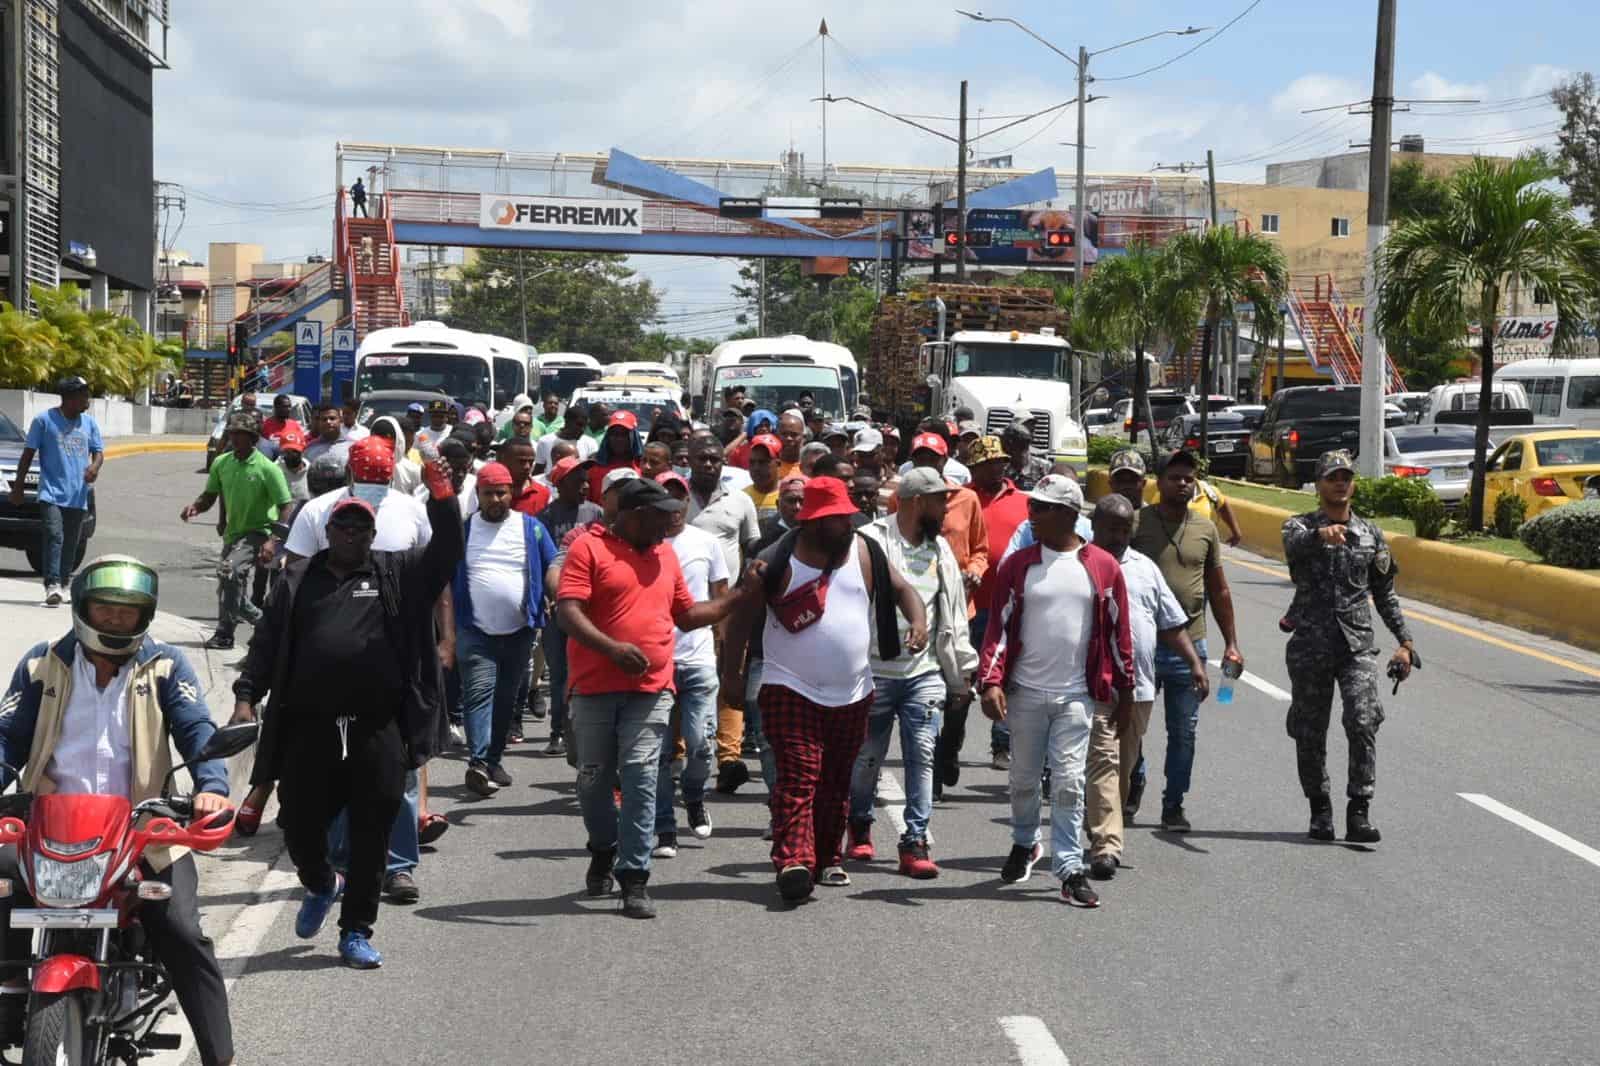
[{"left": 1408, "top": 71, "right": 1488, "bottom": 101}]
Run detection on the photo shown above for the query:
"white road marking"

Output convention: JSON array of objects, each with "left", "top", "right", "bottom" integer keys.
[
  {"left": 1207, "top": 659, "right": 1292, "bottom": 702},
  {"left": 1458, "top": 793, "right": 1600, "bottom": 869},
  {"left": 998, "top": 1015, "right": 1072, "bottom": 1066}
]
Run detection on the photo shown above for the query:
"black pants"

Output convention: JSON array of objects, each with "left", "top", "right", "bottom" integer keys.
[
  {"left": 352, "top": 199, "right": 368, "bottom": 217},
  {"left": 277, "top": 712, "right": 407, "bottom": 936},
  {"left": 0, "top": 852, "right": 233, "bottom": 1066}
]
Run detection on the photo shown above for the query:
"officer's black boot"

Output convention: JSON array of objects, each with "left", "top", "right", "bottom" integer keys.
[
  {"left": 1346, "top": 799, "right": 1382, "bottom": 844},
  {"left": 1308, "top": 795, "right": 1335, "bottom": 841}
]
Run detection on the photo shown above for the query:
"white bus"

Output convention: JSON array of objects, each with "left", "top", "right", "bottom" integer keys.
[
  {"left": 706, "top": 336, "right": 859, "bottom": 419},
  {"left": 607, "top": 361, "right": 680, "bottom": 387},
  {"left": 536, "top": 352, "right": 604, "bottom": 401},
  {"left": 1495, "top": 358, "right": 1600, "bottom": 430},
  {"left": 355, "top": 320, "right": 533, "bottom": 416}
]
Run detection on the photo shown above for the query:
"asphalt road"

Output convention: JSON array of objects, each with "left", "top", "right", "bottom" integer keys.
[{"left": 83, "top": 454, "right": 1600, "bottom": 1066}]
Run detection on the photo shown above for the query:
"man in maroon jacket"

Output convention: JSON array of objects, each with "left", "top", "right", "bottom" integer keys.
[{"left": 978, "top": 474, "right": 1133, "bottom": 908}]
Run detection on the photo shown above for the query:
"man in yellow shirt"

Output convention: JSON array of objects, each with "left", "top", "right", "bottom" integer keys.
[{"left": 743, "top": 433, "right": 783, "bottom": 522}]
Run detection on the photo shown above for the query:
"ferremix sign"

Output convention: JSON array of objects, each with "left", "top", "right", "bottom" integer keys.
[{"left": 478, "top": 194, "right": 643, "bottom": 235}]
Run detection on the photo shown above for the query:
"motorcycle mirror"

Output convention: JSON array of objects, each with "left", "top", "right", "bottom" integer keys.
[{"left": 195, "top": 721, "right": 261, "bottom": 763}]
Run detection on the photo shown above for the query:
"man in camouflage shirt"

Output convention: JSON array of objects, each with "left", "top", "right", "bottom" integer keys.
[
  {"left": 1000, "top": 423, "right": 1051, "bottom": 491},
  {"left": 1280, "top": 450, "right": 1415, "bottom": 844}
]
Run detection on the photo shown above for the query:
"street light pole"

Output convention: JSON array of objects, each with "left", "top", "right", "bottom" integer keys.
[
  {"left": 1359, "top": 0, "right": 1398, "bottom": 477},
  {"left": 956, "top": 80, "right": 969, "bottom": 281},
  {"left": 1071, "top": 44, "right": 1088, "bottom": 419}
]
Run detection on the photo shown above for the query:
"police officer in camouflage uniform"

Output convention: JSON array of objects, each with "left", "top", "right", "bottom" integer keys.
[{"left": 1280, "top": 450, "right": 1415, "bottom": 844}]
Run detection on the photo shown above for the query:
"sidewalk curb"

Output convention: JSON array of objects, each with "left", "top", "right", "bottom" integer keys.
[
  {"left": 102, "top": 440, "right": 206, "bottom": 460},
  {"left": 1087, "top": 470, "right": 1600, "bottom": 654}
]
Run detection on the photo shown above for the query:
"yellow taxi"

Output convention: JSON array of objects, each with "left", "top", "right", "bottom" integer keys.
[{"left": 1480, "top": 429, "right": 1600, "bottom": 518}]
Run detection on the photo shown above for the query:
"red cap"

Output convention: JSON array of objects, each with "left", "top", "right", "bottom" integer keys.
[
  {"left": 750, "top": 433, "right": 782, "bottom": 457},
  {"left": 549, "top": 455, "right": 594, "bottom": 485},
  {"left": 476, "top": 461, "right": 513, "bottom": 487},
  {"left": 796, "top": 476, "right": 859, "bottom": 521},
  {"left": 911, "top": 432, "right": 949, "bottom": 457},
  {"left": 607, "top": 410, "right": 639, "bottom": 431},
  {"left": 654, "top": 469, "right": 689, "bottom": 494},
  {"left": 329, "top": 495, "right": 376, "bottom": 524},
  {"left": 277, "top": 429, "right": 306, "bottom": 451},
  {"left": 945, "top": 420, "right": 959, "bottom": 438},
  {"left": 348, "top": 436, "right": 395, "bottom": 483}
]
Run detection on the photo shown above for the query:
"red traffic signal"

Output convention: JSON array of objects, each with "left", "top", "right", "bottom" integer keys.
[
  {"left": 944, "top": 231, "right": 962, "bottom": 247},
  {"left": 1044, "top": 230, "right": 1072, "bottom": 248},
  {"left": 943, "top": 230, "right": 993, "bottom": 248}
]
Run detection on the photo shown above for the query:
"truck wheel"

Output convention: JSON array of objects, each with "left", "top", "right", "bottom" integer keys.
[{"left": 20, "top": 990, "right": 92, "bottom": 1066}]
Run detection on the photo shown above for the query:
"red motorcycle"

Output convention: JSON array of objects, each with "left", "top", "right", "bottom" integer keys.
[{"left": 0, "top": 721, "right": 257, "bottom": 1066}]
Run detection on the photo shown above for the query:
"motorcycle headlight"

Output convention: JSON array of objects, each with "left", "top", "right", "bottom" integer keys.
[{"left": 31, "top": 853, "right": 110, "bottom": 907}]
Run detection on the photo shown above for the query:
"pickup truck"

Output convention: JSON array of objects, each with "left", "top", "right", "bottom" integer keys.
[{"left": 1248, "top": 384, "right": 1402, "bottom": 487}]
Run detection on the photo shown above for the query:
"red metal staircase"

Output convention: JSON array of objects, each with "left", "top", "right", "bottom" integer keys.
[
  {"left": 338, "top": 191, "right": 409, "bottom": 339},
  {"left": 1287, "top": 274, "right": 1406, "bottom": 393}
]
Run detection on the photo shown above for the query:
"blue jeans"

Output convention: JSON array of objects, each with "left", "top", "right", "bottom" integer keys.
[
  {"left": 542, "top": 622, "right": 570, "bottom": 737},
  {"left": 459, "top": 625, "right": 536, "bottom": 769},
  {"left": 970, "top": 611, "right": 1008, "bottom": 752},
  {"left": 329, "top": 769, "right": 419, "bottom": 877},
  {"left": 655, "top": 662, "right": 719, "bottom": 832},
  {"left": 572, "top": 690, "right": 672, "bottom": 875},
  {"left": 1006, "top": 687, "right": 1094, "bottom": 879},
  {"left": 1153, "top": 636, "right": 1207, "bottom": 810},
  {"left": 849, "top": 672, "right": 944, "bottom": 845},
  {"left": 38, "top": 502, "right": 86, "bottom": 588},
  {"left": 742, "top": 660, "right": 777, "bottom": 793}
]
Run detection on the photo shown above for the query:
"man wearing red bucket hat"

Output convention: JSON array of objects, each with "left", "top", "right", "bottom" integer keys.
[{"left": 722, "top": 477, "right": 928, "bottom": 905}]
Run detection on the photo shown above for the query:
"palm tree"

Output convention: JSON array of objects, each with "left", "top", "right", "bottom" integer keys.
[
  {"left": 1074, "top": 241, "right": 1199, "bottom": 454},
  {"left": 1166, "top": 224, "right": 1290, "bottom": 453},
  {"left": 1375, "top": 154, "right": 1600, "bottom": 531}
]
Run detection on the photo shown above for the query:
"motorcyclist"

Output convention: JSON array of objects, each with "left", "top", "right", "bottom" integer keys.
[{"left": 0, "top": 555, "right": 236, "bottom": 1064}]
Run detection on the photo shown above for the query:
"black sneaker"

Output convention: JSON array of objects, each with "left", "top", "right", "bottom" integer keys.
[
  {"left": 1160, "top": 805, "right": 1191, "bottom": 832},
  {"left": 651, "top": 833, "right": 678, "bottom": 859},
  {"left": 203, "top": 631, "right": 234, "bottom": 651},
  {"left": 1062, "top": 872, "right": 1101, "bottom": 908},
  {"left": 1124, "top": 776, "right": 1145, "bottom": 820},
  {"left": 465, "top": 764, "right": 497, "bottom": 797},
  {"left": 777, "top": 864, "right": 813, "bottom": 904},
  {"left": 507, "top": 724, "right": 524, "bottom": 745},
  {"left": 382, "top": 870, "right": 420, "bottom": 904},
  {"left": 488, "top": 763, "right": 513, "bottom": 788},
  {"left": 1087, "top": 853, "right": 1119, "bottom": 881},
  {"left": 585, "top": 844, "right": 616, "bottom": 896},
  {"left": 686, "top": 803, "right": 713, "bottom": 840},
  {"left": 1346, "top": 799, "right": 1382, "bottom": 844},
  {"left": 714, "top": 760, "right": 750, "bottom": 794},
  {"left": 1308, "top": 796, "right": 1336, "bottom": 841},
  {"left": 544, "top": 735, "right": 566, "bottom": 757},
  {"left": 616, "top": 870, "right": 656, "bottom": 919},
  {"left": 1000, "top": 842, "right": 1042, "bottom": 884},
  {"left": 528, "top": 696, "right": 548, "bottom": 721}
]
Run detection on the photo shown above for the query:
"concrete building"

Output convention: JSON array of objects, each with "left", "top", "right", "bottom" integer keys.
[{"left": 1265, "top": 140, "right": 1500, "bottom": 192}]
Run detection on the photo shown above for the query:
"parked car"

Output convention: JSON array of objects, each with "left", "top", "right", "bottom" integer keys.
[
  {"left": 0, "top": 410, "right": 96, "bottom": 574},
  {"left": 1082, "top": 408, "right": 1119, "bottom": 435},
  {"left": 1162, "top": 410, "right": 1251, "bottom": 477},
  {"left": 1227, "top": 404, "right": 1267, "bottom": 431},
  {"left": 570, "top": 377, "right": 689, "bottom": 428},
  {"left": 1423, "top": 380, "right": 1534, "bottom": 426},
  {"left": 1383, "top": 424, "right": 1488, "bottom": 507},
  {"left": 1249, "top": 384, "right": 1406, "bottom": 486},
  {"left": 1116, "top": 390, "right": 1195, "bottom": 436},
  {"left": 1480, "top": 429, "right": 1600, "bottom": 519},
  {"left": 205, "top": 392, "right": 313, "bottom": 470}
]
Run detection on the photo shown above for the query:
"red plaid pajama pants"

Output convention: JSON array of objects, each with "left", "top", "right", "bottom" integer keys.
[{"left": 759, "top": 684, "right": 872, "bottom": 875}]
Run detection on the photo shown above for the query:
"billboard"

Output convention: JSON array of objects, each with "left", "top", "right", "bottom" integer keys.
[{"left": 478, "top": 194, "right": 643, "bottom": 234}]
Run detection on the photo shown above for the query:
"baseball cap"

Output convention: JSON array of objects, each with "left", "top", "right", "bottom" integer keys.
[
  {"left": 851, "top": 405, "right": 873, "bottom": 420},
  {"left": 225, "top": 411, "right": 261, "bottom": 436},
  {"left": 1157, "top": 447, "right": 1199, "bottom": 473},
  {"left": 1029, "top": 473, "right": 1085, "bottom": 512},
  {"left": 1316, "top": 449, "right": 1356, "bottom": 479},
  {"left": 654, "top": 469, "right": 690, "bottom": 494},
  {"left": 329, "top": 495, "right": 376, "bottom": 526},
  {"left": 406, "top": 402, "right": 427, "bottom": 415},
  {"left": 278, "top": 428, "right": 307, "bottom": 452},
  {"left": 851, "top": 427, "right": 884, "bottom": 453},
  {"left": 750, "top": 433, "right": 783, "bottom": 457},
  {"left": 822, "top": 423, "right": 850, "bottom": 442},
  {"left": 549, "top": 455, "right": 594, "bottom": 485},
  {"left": 602, "top": 467, "right": 640, "bottom": 494},
  {"left": 966, "top": 435, "right": 1006, "bottom": 465},
  {"left": 427, "top": 398, "right": 450, "bottom": 414},
  {"left": 957, "top": 420, "right": 982, "bottom": 440},
  {"left": 54, "top": 376, "right": 89, "bottom": 395},
  {"left": 897, "top": 467, "right": 957, "bottom": 499},
  {"left": 796, "top": 476, "right": 859, "bottom": 521},
  {"left": 1109, "top": 449, "right": 1147, "bottom": 477},
  {"left": 1000, "top": 422, "right": 1032, "bottom": 443},
  {"left": 616, "top": 477, "right": 686, "bottom": 513},
  {"left": 607, "top": 410, "right": 639, "bottom": 431},
  {"left": 910, "top": 432, "right": 949, "bottom": 457}
]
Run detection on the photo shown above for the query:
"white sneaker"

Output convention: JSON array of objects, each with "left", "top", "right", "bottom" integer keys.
[
  {"left": 652, "top": 834, "right": 679, "bottom": 859},
  {"left": 43, "top": 585, "right": 62, "bottom": 607},
  {"left": 686, "top": 803, "right": 713, "bottom": 840}
]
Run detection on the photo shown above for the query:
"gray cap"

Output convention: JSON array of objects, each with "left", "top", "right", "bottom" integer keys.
[
  {"left": 602, "top": 467, "right": 640, "bottom": 494},
  {"left": 897, "top": 467, "right": 957, "bottom": 499},
  {"left": 851, "top": 427, "right": 884, "bottom": 453}
]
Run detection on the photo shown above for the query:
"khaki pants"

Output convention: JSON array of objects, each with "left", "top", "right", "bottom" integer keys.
[{"left": 1085, "top": 700, "right": 1154, "bottom": 860}]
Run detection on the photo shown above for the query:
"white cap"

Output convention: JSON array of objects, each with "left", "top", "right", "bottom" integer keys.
[
  {"left": 851, "top": 427, "right": 884, "bottom": 453},
  {"left": 1028, "top": 473, "right": 1084, "bottom": 511},
  {"left": 602, "top": 467, "right": 640, "bottom": 494}
]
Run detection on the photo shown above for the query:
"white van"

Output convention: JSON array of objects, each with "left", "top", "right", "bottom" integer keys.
[
  {"left": 1494, "top": 358, "right": 1600, "bottom": 430},
  {"left": 1423, "top": 380, "right": 1531, "bottom": 424},
  {"left": 608, "top": 361, "right": 680, "bottom": 386},
  {"left": 536, "top": 352, "right": 604, "bottom": 401},
  {"left": 706, "top": 336, "right": 859, "bottom": 419}
]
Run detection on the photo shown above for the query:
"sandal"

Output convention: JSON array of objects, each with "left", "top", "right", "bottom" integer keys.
[
  {"left": 418, "top": 813, "right": 450, "bottom": 845},
  {"left": 235, "top": 802, "right": 263, "bottom": 837},
  {"left": 817, "top": 865, "right": 851, "bottom": 887}
]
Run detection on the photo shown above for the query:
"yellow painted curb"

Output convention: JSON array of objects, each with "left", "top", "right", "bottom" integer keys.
[{"left": 102, "top": 441, "right": 207, "bottom": 460}]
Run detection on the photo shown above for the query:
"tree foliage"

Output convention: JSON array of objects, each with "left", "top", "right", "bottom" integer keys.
[
  {"left": 1389, "top": 161, "right": 1452, "bottom": 221},
  {"left": 0, "top": 284, "right": 173, "bottom": 396},
  {"left": 1550, "top": 73, "right": 1600, "bottom": 215},
  {"left": 447, "top": 250, "right": 660, "bottom": 359},
  {"left": 1375, "top": 154, "right": 1600, "bottom": 531},
  {"left": 729, "top": 258, "right": 882, "bottom": 349}
]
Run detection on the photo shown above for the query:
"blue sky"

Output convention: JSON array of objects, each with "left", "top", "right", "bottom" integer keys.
[{"left": 154, "top": 0, "right": 1587, "bottom": 339}]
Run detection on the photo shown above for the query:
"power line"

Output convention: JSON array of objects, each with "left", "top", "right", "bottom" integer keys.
[{"left": 1095, "top": 0, "right": 1264, "bottom": 82}]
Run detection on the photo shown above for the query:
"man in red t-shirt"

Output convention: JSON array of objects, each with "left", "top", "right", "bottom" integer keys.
[
  {"left": 497, "top": 437, "right": 550, "bottom": 516},
  {"left": 261, "top": 393, "right": 305, "bottom": 445},
  {"left": 555, "top": 478, "right": 750, "bottom": 919},
  {"left": 587, "top": 410, "right": 642, "bottom": 501}
]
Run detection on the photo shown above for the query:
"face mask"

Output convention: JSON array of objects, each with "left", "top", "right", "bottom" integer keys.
[
  {"left": 673, "top": 465, "right": 692, "bottom": 480},
  {"left": 350, "top": 483, "right": 387, "bottom": 509}
]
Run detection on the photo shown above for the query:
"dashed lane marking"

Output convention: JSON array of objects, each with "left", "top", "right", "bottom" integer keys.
[
  {"left": 999, "top": 1015, "right": 1072, "bottom": 1066},
  {"left": 877, "top": 768, "right": 908, "bottom": 838},
  {"left": 1207, "top": 659, "right": 1291, "bottom": 702},
  {"left": 1458, "top": 793, "right": 1600, "bottom": 870}
]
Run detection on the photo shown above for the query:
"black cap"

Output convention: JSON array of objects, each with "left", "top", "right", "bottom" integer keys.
[
  {"left": 616, "top": 478, "right": 687, "bottom": 514},
  {"left": 55, "top": 376, "right": 89, "bottom": 395},
  {"left": 427, "top": 398, "right": 450, "bottom": 413},
  {"left": 1156, "top": 447, "right": 1199, "bottom": 473}
]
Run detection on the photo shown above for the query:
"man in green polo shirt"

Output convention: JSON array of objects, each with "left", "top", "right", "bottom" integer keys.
[{"left": 181, "top": 411, "right": 293, "bottom": 650}]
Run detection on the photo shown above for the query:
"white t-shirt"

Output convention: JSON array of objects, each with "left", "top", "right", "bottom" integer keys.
[
  {"left": 761, "top": 543, "right": 874, "bottom": 707},
  {"left": 285, "top": 485, "right": 432, "bottom": 555},
  {"left": 414, "top": 424, "right": 450, "bottom": 451},
  {"left": 341, "top": 424, "right": 370, "bottom": 442},
  {"left": 536, "top": 431, "right": 598, "bottom": 470},
  {"left": 1011, "top": 545, "right": 1094, "bottom": 697},
  {"left": 465, "top": 513, "right": 528, "bottom": 635},
  {"left": 1117, "top": 547, "right": 1188, "bottom": 702},
  {"left": 668, "top": 524, "right": 729, "bottom": 666},
  {"left": 390, "top": 457, "right": 422, "bottom": 497},
  {"left": 415, "top": 473, "right": 478, "bottom": 519}
]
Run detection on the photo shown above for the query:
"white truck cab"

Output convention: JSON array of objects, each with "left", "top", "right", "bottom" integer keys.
[{"left": 920, "top": 328, "right": 1086, "bottom": 461}]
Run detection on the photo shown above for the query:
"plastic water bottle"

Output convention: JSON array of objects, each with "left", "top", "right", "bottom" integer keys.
[{"left": 1217, "top": 659, "right": 1242, "bottom": 704}]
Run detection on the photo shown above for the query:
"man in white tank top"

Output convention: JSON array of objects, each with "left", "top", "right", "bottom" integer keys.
[{"left": 721, "top": 477, "right": 928, "bottom": 905}]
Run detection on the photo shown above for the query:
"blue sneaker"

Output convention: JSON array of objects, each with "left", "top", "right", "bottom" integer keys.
[
  {"left": 294, "top": 874, "right": 344, "bottom": 940},
  {"left": 338, "top": 930, "right": 383, "bottom": 970}
]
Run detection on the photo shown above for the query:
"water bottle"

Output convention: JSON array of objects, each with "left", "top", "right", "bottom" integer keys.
[{"left": 1217, "top": 658, "right": 1242, "bottom": 704}]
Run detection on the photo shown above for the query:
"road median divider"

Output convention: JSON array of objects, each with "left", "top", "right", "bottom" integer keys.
[
  {"left": 102, "top": 440, "right": 207, "bottom": 460},
  {"left": 1084, "top": 469, "right": 1600, "bottom": 653}
]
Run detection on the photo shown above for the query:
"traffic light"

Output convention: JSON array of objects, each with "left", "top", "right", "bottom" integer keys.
[
  {"left": 1044, "top": 230, "right": 1072, "bottom": 248},
  {"left": 230, "top": 323, "right": 249, "bottom": 363},
  {"left": 943, "top": 230, "right": 992, "bottom": 248}
]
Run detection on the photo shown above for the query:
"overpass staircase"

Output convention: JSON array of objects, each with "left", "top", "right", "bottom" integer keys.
[{"left": 1286, "top": 274, "right": 1406, "bottom": 393}]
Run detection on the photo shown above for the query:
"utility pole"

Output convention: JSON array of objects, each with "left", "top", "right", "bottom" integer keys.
[
  {"left": 1206, "top": 147, "right": 1220, "bottom": 398},
  {"left": 758, "top": 258, "right": 767, "bottom": 334},
  {"left": 819, "top": 19, "right": 829, "bottom": 187},
  {"left": 1071, "top": 44, "right": 1089, "bottom": 420},
  {"left": 956, "top": 79, "right": 969, "bottom": 282},
  {"left": 1359, "top": 0, "right": 1398, "bottom": 477},
  {"left": 1206, "top": 148, "right": 1219, "bottom": 226},
  {"left": 517, "top": 250, "right": 528, "bottom": 344}
]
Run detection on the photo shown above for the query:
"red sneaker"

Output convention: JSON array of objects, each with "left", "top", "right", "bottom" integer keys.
[
  {"left": 897, "top": 841, "right": 940, "bottom": 880},
  {"left": 846, "top": 820, "right": 874, "bottom": 862}
]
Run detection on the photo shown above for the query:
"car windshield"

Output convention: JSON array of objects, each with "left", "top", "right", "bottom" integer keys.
[
  {"left": 1533, "top": 436, "right": 1600, "bottom": 466},
  {"left": 1393, "top": 428, "right": 1477, "bottom": 453},
  {"left": 1278, "top": 389, "right": 1362, "bottom": 418},
  {"left": 358, "top": 396, "right": 441, "bottom": 426},
  {"left": 575, "top": 393, "right": 678, "bottom": 426},
  {"left": 0, "top": 411, "right": 22, "bottom": 443},
  {"left": 493, "top": 356, "right": 526, "bottom": 409},
  {"left": 952, "top": 343, "right": 1062, "bottom": 381},
  {"left": 712, "top": 365, "right": 844, "bottom": 418},
  {"left": 1148, "top": 396, "right": 1190, "bottom": 415},
  {"left": 357, "top": 354, "right": 490, "bottom": 408},
  {"left": 538, "top": 366, "right": 602, "bottom": 400}
]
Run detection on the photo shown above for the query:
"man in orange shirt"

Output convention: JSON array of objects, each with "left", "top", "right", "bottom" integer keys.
[{"left": 774, "top": 411, "right": 806, "bottom": 481}]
